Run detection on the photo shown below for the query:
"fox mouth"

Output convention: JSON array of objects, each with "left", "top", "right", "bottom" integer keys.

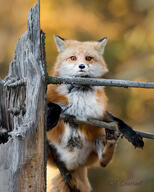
[
  {"left": 74, "top": 70, "right": 90, "bottom": 78},
  {"left": 75, "top": 74, "right": 90, "bottom": 78},
  {"left": 79, "top": 69, "right": 85, "bottom": 72},
  {"left": 77, "top": 70, "right": 89, "bottom": 77}
]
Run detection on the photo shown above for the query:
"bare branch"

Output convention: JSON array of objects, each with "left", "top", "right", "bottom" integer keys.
[
  {"left": 48, "top": 76, "right": 154, "bottom": 89},
  {"left": 60, "top": 114, "right": 154, "bottom": 140},
  {"left": 48, "top": 76, "right": 154, "bottom": 139}
]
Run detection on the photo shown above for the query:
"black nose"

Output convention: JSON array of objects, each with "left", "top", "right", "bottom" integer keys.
[{"left": 79, "top": 64, "right": 85, "bottom": 69}]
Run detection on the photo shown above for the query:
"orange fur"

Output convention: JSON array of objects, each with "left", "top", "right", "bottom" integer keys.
[
  {"left": 47, "top": 119, "right": 65, "bottom": 144},
  {"left": 53, "top": 39, "right": 108, "bottom": 78},
  {"left": 47, "top": 84, "right": 69, "bottom": 104},
  {"left": 96, "top": 89, "right": 108, "bottom": 112},
  {"left": 100, "top": 140, "right": 117, "bottom": 167},
  {"left": 51, "top": 167, "right": 91, "bottom": 192},
  {"left": 47, "top": 36, "right": 118, "bottom": 192},
  {"left": 79, "top": 124, "right": 106, "bottom": 142}
]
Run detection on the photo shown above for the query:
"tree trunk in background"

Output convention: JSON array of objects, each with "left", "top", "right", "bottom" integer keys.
[{"left": 0, "top": 1, "right": 47, "bottom": 191}]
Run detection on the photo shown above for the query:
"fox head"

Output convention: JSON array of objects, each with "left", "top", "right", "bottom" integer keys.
[{"left": 53, "top": 34, "right": 108, "bottom": 78}]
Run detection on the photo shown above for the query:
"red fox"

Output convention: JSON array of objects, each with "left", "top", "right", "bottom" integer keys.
[{"left": 47, "top": 35, "right": 144, "bottom": 192}]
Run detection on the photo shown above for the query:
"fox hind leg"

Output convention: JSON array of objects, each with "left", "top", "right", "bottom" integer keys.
[
  {"left": 100, "top": 139, "right": 117, "bottom": 167},
  {"left": 99, "top": 129, "right": 120, "bottom": 167},
  {"left": 52, "top": 167, "right": 91, "bottom": 192}
]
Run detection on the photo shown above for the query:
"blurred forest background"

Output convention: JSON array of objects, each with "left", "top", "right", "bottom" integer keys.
[{"left": 1, "top": 0, "right": 154, "bottom": 191}]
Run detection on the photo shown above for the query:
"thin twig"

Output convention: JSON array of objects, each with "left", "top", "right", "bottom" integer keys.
[
  {"left": 48, "top": 76, "right": 154, "bottom": 89},
  {"left": 60, "top": 114, "right": 154, "bottom": 140}
]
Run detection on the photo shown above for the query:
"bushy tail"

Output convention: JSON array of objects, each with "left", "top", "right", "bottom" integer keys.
[{"left": 51, "top": 167, "right": 92, "bottom": 192}]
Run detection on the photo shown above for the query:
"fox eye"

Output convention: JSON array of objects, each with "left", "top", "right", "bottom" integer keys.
[
  {"left": 70, "top": 56, "right": 77, "bottom": 61},
  {"left": 85, "top": 56, "right": 93, "bottom": 61}
]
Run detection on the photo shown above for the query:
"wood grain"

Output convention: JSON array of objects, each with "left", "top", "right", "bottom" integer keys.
[{"left": 0, "top": 1, "right": 46, "bottom": 191}]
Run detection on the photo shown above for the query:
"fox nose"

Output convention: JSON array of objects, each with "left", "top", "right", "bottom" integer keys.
[{"left": 79, "top": 64, "right": 85, "bottom": 69}]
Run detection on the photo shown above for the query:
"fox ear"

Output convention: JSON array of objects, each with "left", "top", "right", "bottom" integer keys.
[
  {"left": 97, "top": 37, "right": 108, "bottom": 54},
  {"left": 54, "top": 34, "right": 66, "bottom": 52}
]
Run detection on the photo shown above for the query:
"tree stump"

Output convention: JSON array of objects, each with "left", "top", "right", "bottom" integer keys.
[{"left": 0, "top": 1, "right": 46, "bottom": 191}]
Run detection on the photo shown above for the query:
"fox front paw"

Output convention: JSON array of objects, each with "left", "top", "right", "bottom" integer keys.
[
  {"left": 107, "top": 112, "right": 144, "bottom": 148},
  {"left": 47, "top": 102, "right": 62, "bottom": 131}
]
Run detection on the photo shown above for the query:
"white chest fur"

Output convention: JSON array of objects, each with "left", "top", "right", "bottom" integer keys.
[
  {"left": 55, "top": 84, "right": 105, "bottom": 170},
  {"left": 57, "top": 84, "right": 105, "bottom": 121},
  {"left": 55, "top": 123, "right": 94, "bottom": 170}
]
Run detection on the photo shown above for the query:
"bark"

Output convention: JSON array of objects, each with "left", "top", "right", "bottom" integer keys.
[{"left": 0, "top": 1, "right": 46, "bottom": 191}]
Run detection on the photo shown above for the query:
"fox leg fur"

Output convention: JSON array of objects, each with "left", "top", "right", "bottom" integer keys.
[
  {"left": 95, "top": 128, "right": 120, "bottom": 167},
  {"left": 98, "top": 111, "right": 144, "bottom": 167},
  {"left": 47, "top": 141, "right": 72, "bottom": 182},
  {"left": 51, "top": 167, "right": 91, "bottom": 192},
  {"left": 100, "top": 129, "right": 120, "bottom": 167}
]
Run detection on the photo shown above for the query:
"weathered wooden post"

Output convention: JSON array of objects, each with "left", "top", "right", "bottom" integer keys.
[{"left": 0, "top": 0, "right": 46, "bottom": 191}]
